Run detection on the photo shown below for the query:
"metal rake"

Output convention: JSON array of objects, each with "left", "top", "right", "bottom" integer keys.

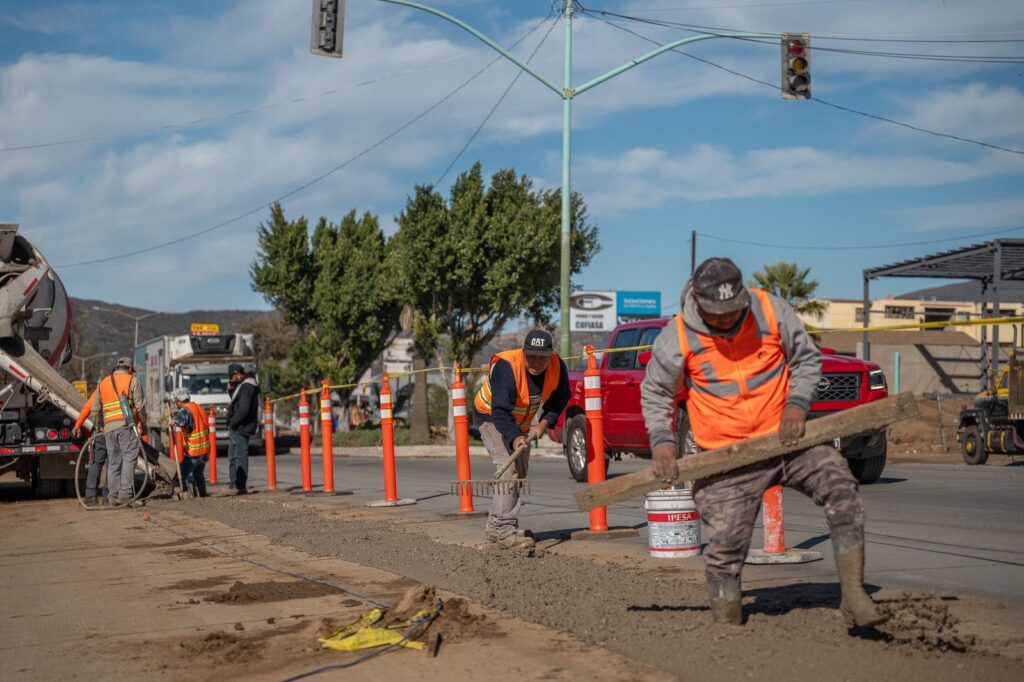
[{"left": 450, "top": 440, "right": 530, "bottom": 497}]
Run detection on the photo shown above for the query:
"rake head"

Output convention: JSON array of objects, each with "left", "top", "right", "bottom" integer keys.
[{"left": 450, "top": 479, "right": 530, "bottom": 497}]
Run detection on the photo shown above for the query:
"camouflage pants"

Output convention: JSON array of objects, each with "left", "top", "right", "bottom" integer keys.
[{"left": 692, "top": 444, "right": 864, "bottom": 586}]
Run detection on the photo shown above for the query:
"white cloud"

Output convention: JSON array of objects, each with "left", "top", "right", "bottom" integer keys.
[
  {"left": 574, "top": 144, "right": 1024, "bottom": 212},
  {"left": 895, "top": 197, "right": 1024, "bottom": 232}
]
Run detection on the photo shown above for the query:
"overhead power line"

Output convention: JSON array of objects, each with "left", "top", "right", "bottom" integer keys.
[
  {"left": 55, "top": 15, "right": 554, "bottom": 269},
  {"left": 581, "top": 12, "right": 1024, "bottom": 156},
  {"left": 698, "top": 226, "right": 1024, "bottom": 251},
  {"left": 0, "top": 56, "right": 475, "bottom": 154}
]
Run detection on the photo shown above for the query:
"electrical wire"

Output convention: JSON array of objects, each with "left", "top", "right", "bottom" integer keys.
[
  {"left": 432, "top": 10, "right": 560, "bottom": 188},
  {"left": 697, "top": 225, "right": 1024, "bottom": 251},
  {"left": 580, "top": 11, "right": 1024, "bottom": 156},
  {"left": 0, "top": 57, "right": 471, "bottom": 154},
  {"left": 54, "top": 14, "right": 555, "bottom": 269}
]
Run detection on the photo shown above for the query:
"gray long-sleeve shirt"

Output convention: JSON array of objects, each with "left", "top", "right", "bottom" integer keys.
[{"left": 640, "top": 285, "right": 821, "bottom": 450}]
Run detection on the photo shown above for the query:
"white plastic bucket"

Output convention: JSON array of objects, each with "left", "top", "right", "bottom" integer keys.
[{"left": 645, "top": 488, "right": 701, "bottom": 558}]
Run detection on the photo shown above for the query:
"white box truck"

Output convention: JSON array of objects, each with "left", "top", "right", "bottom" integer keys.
[{"left": 135, "top": 326, "right": 259, "bottom": 452}]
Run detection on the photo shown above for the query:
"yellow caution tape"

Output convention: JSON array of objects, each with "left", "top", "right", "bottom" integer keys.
[{"left": 815, "top": 315, "right": 1024, "bottom": 335}]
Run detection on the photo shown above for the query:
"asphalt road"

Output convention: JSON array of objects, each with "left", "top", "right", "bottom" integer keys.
[{"left": 222, "top": 451, "right": 1024, "bottom": 604}]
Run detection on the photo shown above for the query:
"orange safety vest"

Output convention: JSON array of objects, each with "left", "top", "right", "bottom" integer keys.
[
  {"left": 98, "top": 373, "right": 136, "bottom": 427},
  {"left": 182, "top": 402, "right": 211, "bottom": 458},
  {"left": 474, "top": 349, "right": 562, "bottom": 434},
  {"left": 677, "top": 288, "right": 790, "bottom": 450}
]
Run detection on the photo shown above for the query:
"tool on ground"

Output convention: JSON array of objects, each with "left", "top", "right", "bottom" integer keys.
[
  {"left": 318, "top": 607, "right": 438, "bottom": 652},
  {"left": 576, "top": 393, "right": 919, "bottom": 512},
  {"left": 451, "top": 428, "right": 530, "bottom": 496}
]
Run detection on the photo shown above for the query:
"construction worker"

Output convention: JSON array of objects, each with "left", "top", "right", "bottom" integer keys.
[
  {"left": 473, "top": 329, "right": 570, "bottom": 549},
  {"left": 640, "top": 258, "right": 886, "bottom": 628},
  {"left": 226, "top": 363, "right": 259, "bottom": 495},
  {"left": 89, "top": 357, "right": 146, "bottom": 506},
  {"left": 170, "top": 388, "right": 210, "bottom": 497},
  {"left": 71, "top": 386, "right": 108, "bottom": 507}
]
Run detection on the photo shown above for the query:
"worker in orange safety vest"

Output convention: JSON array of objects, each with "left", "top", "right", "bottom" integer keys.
[
  {"left": 640, "top": 258, "right": 886, "bottom": 629},
  {"left": 89, "top": 357, "right": 146, "bottom": 506},
  {"left": 170, "top": 388, "right": 211, "bottom": 497}
]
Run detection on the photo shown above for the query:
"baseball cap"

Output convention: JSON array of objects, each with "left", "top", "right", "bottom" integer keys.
[
  {"left": 171, "top": 388, "right": 190, "bottom": 402},
  {"left": 115, "top": 356, "right": 133, "bottom": 370},
  {"left": 228, "top": 363, "right": 244, "bottom": 376},
  {"left": 692, "top": 257, "right": 751, "bottom": 315},
  {"left": 522, "top": 329, "right": 554, "bottom": 357}
]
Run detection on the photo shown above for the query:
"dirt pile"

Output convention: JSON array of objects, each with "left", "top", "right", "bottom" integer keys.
[
  {"left": 882, "top": 594, "right": 978, "bottom": 653},
  {"left": 889, "top": 397, "right": 964, "bottom": 456},
  {"left": 205, "top": 579, "right": 339, "bottom": 605},
  {"left": 382, "top": 584, "right": 498, "bottom": 643},
  {"left": 178, "top": 631, "right": 259, "bottom": 664}
]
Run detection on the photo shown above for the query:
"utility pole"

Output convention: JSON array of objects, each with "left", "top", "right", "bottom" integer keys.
[{"left": 690, "top": 230, "right": 697, "bottom": 276}]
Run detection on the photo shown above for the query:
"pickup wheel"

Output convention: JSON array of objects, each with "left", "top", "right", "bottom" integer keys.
[
  {"left": 848, "top": 443, "right": 887, "bottom": 484},
  {"left": 961, "top": 427, "right": 988, "bottom": 465},
  {"left": 564, "top": 414, "right": 610, "bottom": 482}
]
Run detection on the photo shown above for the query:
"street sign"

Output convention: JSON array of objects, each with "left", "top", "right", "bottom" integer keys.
[
  {"left": 570, "top": 291, "right": 616, "bottom": 332},
  {"left": 190, "top": 323, "right": 220, "bottom": 336},
  {"left": 617, "top": 291, "right": 661, "bottom": 318}
]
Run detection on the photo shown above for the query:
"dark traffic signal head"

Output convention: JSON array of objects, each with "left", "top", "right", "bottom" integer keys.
[
  {"left": 311, "top": 0, "right": 345, "bottom": 59},
  {"left": 781, "top": 33, "right": 811, "bottom": 99}
]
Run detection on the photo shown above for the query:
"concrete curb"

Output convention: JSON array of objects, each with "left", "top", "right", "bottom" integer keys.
[{"left": 289, "top": 445, "right": 567, "bottom": 460}]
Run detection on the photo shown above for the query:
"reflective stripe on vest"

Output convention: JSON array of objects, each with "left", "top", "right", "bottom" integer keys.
[
  {"left": 98, "top": 374, "right": 135, "bottom": 426},
  {"left": 677, "top": 289, "right": 790, "bottom": 450},
  {"left": 183, "top": 402, "right": 211, "bottom": 457},
  {"left": 473, "top": 349, "right": 561, "bottom": 434}
]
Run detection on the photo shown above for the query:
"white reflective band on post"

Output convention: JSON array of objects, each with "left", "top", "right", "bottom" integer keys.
[
  {"left": 321, "top": 410, "right": 330, "bottom": 420},
  {"left": 584, "top": 376, "right": 601, "bottom": 390},
  {"left": 299, "top": 405, "right": 309, "bottom": 415},
  {"left": 585, "top": 397, "right": 602, "bottom": 412},
  {"left": 454, "top": 405, "right": 466, "bottom": 417},
  {"left": 452, "top": 388, "right": 465, "bottom": 400},
  {"left": 382, "top": 408, "right": 392, "bottom": 419},
  {"left": 299, "top": 417, "right": 309, "bottom": 426},
  {"left": 381, "top": 394, "right": 392, "bottom": 406}
]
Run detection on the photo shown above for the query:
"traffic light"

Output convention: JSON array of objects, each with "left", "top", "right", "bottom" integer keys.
[
  {"left": 781, "top": 33, "right": 810, "bottom": 99},
  {"left": 311, "top": 0, "right": 345, "bottom": 58}
]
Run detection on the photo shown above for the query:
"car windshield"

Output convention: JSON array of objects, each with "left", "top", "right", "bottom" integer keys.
[{"left": 181, "top": 374, "right": 230, "bottom": 395}]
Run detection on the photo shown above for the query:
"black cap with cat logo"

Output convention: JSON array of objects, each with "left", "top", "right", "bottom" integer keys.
[{"left": 522, "top": 329, "right": 554, "bottom": 357}]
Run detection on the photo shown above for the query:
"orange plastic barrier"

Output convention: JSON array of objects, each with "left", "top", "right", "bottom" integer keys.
[
  {"left": 207, "top": 408, "right": 218, "bottom": 485},
  {"left": 320, "top": 381, "right": 335, "bottom": 495},
  {"left": 583, "top": 347, "right": 609, "bottom": 533},
  {"left": 263, "top": 399, "right": 277, "bottom": 491},
  {"left": 451, "top": 364, "right": 476, "bottom": 514},
  {"left": 298, "top": 391, "right": 313, "bottom": 493}
]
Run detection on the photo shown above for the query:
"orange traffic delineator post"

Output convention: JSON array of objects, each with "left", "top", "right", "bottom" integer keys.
[
  {"left": 207, "top": 408, "right": 218, "bottom": 485},
  {"left": 442, "top": 363, "right": 485, "bottom": 518},
  {"left": 263, "top": 399, "right": 277, "bottom": 491},
  {"left": 315, "top": 381, "right": 339, "bottom": 496},
  {"left": 570, "top": 346, "right": 638, "bottom": 541},
  {"left": 291, "top": 391, "right": 313, "bottom": 494},
  {"left": 367, "top": 372, "right": 415, "bottom": 508},
  {"left": 746, "top": 485, "right": 823, "bottom": 564}
]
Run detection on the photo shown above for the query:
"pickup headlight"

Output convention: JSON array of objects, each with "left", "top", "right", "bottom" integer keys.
[{"left": 868, "top": 369, "right": 886, "bottom": 391}]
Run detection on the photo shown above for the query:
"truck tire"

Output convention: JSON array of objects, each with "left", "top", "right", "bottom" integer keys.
[
  {"left": 564, "top": 414, "right": 609, "bottom": 482},
  {"left": 961, "top": 426, "right": 988, "bottom": 465},
  {"left": 848, "top": 445, "right": 887, "bottom": 484}
]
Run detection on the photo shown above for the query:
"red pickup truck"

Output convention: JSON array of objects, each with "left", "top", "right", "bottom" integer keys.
[{"left": 549, "top": 319, "right": 890, "bottom": 484}]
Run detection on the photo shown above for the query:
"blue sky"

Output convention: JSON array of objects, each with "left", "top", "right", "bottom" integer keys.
[{"left": 1, "top": 0, "right": 1022, "bottom": 316}]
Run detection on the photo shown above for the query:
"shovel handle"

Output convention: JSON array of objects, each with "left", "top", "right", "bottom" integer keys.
[{"left": 493, "top": 442, "right": 529, "bottom": 481}]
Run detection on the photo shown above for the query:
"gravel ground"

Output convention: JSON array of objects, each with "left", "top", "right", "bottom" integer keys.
[{"left": 175, "top": 494, "right": 1024, "bottom": 682}]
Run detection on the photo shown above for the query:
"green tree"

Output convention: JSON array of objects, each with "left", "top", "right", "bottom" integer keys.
[
  {"left": 250, "top": 204, "right": 401, "bottom": 427},
  {"left": 751, "top": 262, "right": 828, "bottom": 321},
  {"left": 390, "top": 162, "right": 600, "bottom": 441}
]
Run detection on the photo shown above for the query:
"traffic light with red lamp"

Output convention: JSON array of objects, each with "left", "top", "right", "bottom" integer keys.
[{"left": 781, "top": 33, "right": 811, "bottom": 99}]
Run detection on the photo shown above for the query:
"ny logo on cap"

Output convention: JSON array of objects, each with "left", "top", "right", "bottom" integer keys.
[{"left": 718, "top": 283, "right": 734, "bottom": 300}]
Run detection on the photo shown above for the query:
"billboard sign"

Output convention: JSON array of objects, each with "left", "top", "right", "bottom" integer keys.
[
  {"left": 570, "top": 291, "right": 616, "bottom": 332},
  {"left": 616, "top": 291, "right": 661, "bottom": 318}
]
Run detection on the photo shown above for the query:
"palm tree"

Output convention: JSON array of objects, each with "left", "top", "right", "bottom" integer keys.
[{"left": 751, "top": 262, "right": 828, "bottom": 321}]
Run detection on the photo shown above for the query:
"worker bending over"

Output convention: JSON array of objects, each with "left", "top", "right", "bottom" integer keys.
[
  {"left": 640, "top": 258, "right": 886, "bottom": 628},
  {"left": 170, "top": 388, "right": 211, "bottom": 497}
]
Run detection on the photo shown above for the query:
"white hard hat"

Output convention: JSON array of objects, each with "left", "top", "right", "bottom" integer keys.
[{"left": 171, "top": 388, "right": 190, "bottom": 402}]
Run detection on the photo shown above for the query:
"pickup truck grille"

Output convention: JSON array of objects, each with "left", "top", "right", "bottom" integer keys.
[{"left": 814, "top": 373, "right": 860, "bottom": 403}]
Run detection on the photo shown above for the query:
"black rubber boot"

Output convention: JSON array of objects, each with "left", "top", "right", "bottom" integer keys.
[
  {"left": 708, "top": 578, "right": 743, "bottom": 625},
  {"left": 831, "top": 524, "right": 888, "bottom": 628}
]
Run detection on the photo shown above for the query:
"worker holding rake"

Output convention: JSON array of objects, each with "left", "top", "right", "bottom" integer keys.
[
  {"left": 640, "top": 258, "right": 887, "bottom": 628},
  {"left": 474, "top": 330, "right": 570, "bottom": 549}
]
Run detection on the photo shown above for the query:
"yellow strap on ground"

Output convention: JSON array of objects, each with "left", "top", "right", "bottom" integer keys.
[{"left": 317, "top": 607, "right": 435, "bottom": 652}]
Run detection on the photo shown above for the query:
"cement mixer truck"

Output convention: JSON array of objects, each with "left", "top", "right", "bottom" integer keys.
[{"left": 0, "top": 223, "right": 175, "bottom": 496}]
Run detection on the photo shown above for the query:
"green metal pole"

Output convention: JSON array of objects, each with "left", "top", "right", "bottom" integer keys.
[
  {"left": 559, "top": 0, "right": 573, "bottom": 358},
  {"left": 894, "top": 351, "right": 901, "bottom": 394}
]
